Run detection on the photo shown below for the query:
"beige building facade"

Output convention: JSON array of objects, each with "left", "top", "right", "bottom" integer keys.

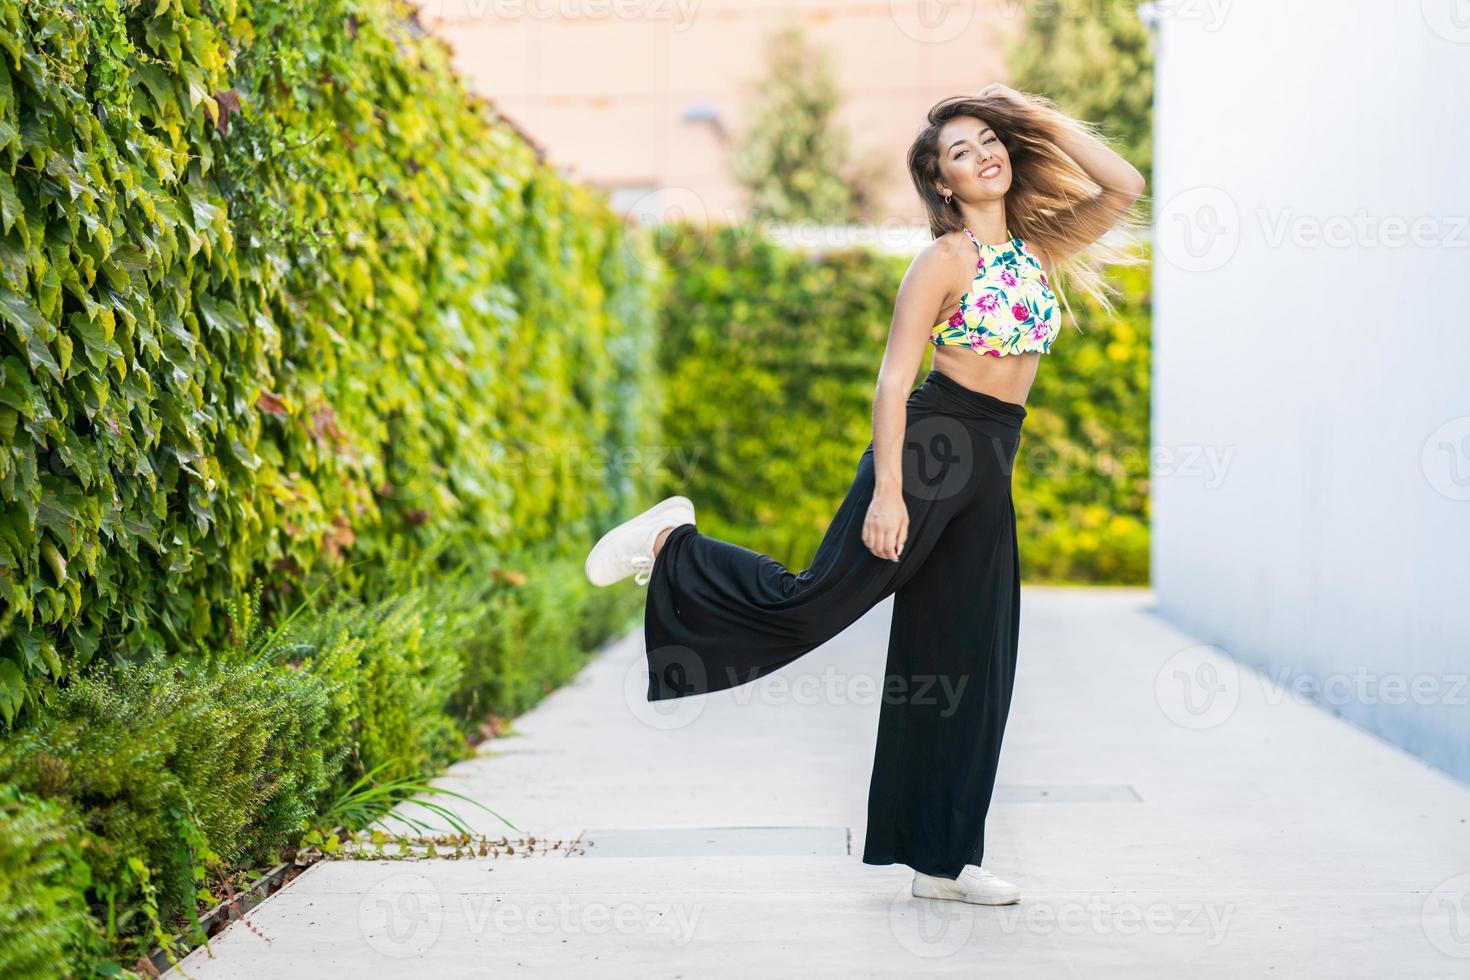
[{"left": 413, "top": 0, "right": 1023, "bottom": 228}]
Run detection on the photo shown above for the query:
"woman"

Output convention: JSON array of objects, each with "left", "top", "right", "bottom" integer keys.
[{"left": 585, "top": 86, "right": 1147, "bottom": 904}]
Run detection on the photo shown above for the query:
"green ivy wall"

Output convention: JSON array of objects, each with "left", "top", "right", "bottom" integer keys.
[{"left": 0, "top": 0, "right": 665, "bottom": 721}]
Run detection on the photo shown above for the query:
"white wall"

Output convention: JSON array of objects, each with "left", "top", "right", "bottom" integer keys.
[{"left": 1151, "top": 1, "right": 1470, "bottom": 781}]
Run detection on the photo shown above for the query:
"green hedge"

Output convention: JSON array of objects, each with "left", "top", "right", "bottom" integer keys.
[
  {"left": 652, "top": 222, "right": 1150, "bottom": 583},
  {"left": 0, "top": 0, "right": 664, "bottom": 719},
  {"left": 0, "top": 0, "right": 660, "bottom": 973},
  {"left": 1014, "top": 254, "right": 1151, "bottom": 583},
  {"left": 0, "top": 543, "right": 640, "bottom": 976}
]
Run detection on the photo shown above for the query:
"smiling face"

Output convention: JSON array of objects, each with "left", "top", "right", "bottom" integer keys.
[{"left": 933, "top": 115, "right": 1012, "bottom": 204}]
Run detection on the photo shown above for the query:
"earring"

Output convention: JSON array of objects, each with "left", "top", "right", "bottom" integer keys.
[{"left": 943, "top": 193, "right": 953, "bottom": 205}]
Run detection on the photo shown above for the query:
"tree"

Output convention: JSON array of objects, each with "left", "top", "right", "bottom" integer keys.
[
  {"left": 727, "top": 23, "right": 875, "bottom": 224},
  {"left": 1006, "top": 1, "right": 1155, "bottom": 200}
]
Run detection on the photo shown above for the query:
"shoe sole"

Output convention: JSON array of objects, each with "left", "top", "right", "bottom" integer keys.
[
  {"left": 584, "top": 496, "right": 695, "bottom": 586},
  {"left": 911, "top": 877, "right": 1021, "bottom": 905}
]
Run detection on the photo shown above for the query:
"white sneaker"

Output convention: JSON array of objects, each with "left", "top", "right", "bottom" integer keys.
[
  {"left": 911, "top": 866, "right": 1021, "bottom": 905},
  {"left": 584, "top": 495, "right": 696, "bottom": 587}
]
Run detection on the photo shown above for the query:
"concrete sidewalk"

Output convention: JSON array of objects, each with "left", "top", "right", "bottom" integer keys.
[{"left": 170, "top": 587, "right": 1470, "bottom": 978}]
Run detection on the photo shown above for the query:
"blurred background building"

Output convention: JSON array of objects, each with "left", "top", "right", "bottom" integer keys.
[{"left": 413, "top": 0, "right": 1025, "bottom": 231}]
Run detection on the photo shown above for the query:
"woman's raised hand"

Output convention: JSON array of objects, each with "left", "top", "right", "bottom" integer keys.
[{"left": 976, "top": 82, "right": 1024, "bottom": 106}]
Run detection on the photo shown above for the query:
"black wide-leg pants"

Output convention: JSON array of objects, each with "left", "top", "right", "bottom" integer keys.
[{"left": 643, "top": 368, "right": 1026, "bottom": 880}]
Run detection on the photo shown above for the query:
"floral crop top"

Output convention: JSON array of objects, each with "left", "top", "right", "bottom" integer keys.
[{"left": 930, "top": 227, "right": 1061, "bottom": 356}]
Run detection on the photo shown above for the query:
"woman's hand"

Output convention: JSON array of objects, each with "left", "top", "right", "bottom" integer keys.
[
  {"left": 863, "top": 489, "right": 909, "bottom": 562},
  {"left": 976, "top": 83, "right": 1025, "bottom": 106}
]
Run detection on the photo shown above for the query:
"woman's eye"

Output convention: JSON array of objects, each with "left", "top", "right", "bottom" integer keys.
[{"left": 956, "top": 150, "right": 968, "bottom": 158}]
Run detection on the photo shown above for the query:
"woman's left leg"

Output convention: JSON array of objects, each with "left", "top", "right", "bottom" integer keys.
[
  {"left": 642, "top": 429, "right": 972, "bottom": 702},
  {"left": 860, "top": 469, "right": 1022, "bottom": 880}
]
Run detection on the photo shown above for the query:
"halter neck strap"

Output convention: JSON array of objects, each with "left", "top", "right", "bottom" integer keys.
[{"left": 963, "top": 226, "right": 1015, "bottom": 248}]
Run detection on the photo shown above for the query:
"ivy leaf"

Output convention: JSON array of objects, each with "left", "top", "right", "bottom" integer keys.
[
  {"left": 0, "top": 355, "right": 38, "bottom": 416},
  {"left": 0, "top": 170, "right": 21, "bottom": 234},
  {"left": 0, "top": 286, "right": 50, "bottom": 343},
  {"left": 181, "top": 62, "right": 212, "bottom": 111},
  {"left": 0, "top": 659, "right": 24, "bottom": 724},
  {"left": 40, "top": 536, "right": 66, "bottom": 586}
]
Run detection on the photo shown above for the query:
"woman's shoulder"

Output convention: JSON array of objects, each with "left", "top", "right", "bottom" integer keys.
[
  {"left": 918, "top": 230, "right": 978, "bottom": 271},
  {"left": 903, "top": 233, "right": 976, "bottom": 305}
]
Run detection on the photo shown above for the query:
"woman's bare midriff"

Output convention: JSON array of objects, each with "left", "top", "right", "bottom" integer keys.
[{"left": 929, "top": 344, "right": 1038, "bottom": 407}]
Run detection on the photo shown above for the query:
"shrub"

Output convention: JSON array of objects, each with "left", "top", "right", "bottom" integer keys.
[
  {"left": 0, "top": 654, "right": 338, "bottom": 957},
  {"left": 0, "top": 785, "right": 103, "bottom": 978}
]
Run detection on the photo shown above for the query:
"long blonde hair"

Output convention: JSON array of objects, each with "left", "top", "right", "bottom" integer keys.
[{"left": 907, "top": 92, "right": 1149, "bottom": 324}]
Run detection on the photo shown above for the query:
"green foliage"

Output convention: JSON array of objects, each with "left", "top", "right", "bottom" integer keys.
[
  {"left": 1007, "top": 1, "right": 1156, "bottom": 198},
  {"left": 0, "top": 0, "right": 663, "bottom": 720},
  {"left": 0, "top": 544, "right": 640, "bottom": 975},
  {"left": 726, "top": 23, "right": 877, "bottom": 222},
  {"left": 0, "top": 785, "right": 105, "bottom": 978},
  {"left": 0, "top": 653, "right": 336, "bottom": 962},
  {"left": 652, "top": 222, "right": 901, "bottom": 568},
  {"left": 316, "top": 760, "right": 519, "bottom": 839},
  {"left": 653, "top": 222, "right": 1152, "bottom": 584},
  {"left": 443, "top": 539, "right": 633, "bottom": 723},
  {"left": 0, "top": 0, "right": 658, "bottom": 971},
  {"left": 273, "top": 570, "right": 468, "bottom": 787},
  {"left": 1015, "top": 246, "right": 1152, "bottom": 583}
]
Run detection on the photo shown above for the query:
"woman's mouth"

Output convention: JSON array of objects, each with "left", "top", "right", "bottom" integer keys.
[{"left": 979, "top": 163, "right": 1002, "bottom": 179}]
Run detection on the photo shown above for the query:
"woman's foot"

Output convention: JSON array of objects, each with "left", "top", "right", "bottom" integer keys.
[
  {"left": 583, "top": 495, "right": 696, "bottom": 587},
  {"left": 911, "top": 866, "right": 1021, "bottom": 905}
]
